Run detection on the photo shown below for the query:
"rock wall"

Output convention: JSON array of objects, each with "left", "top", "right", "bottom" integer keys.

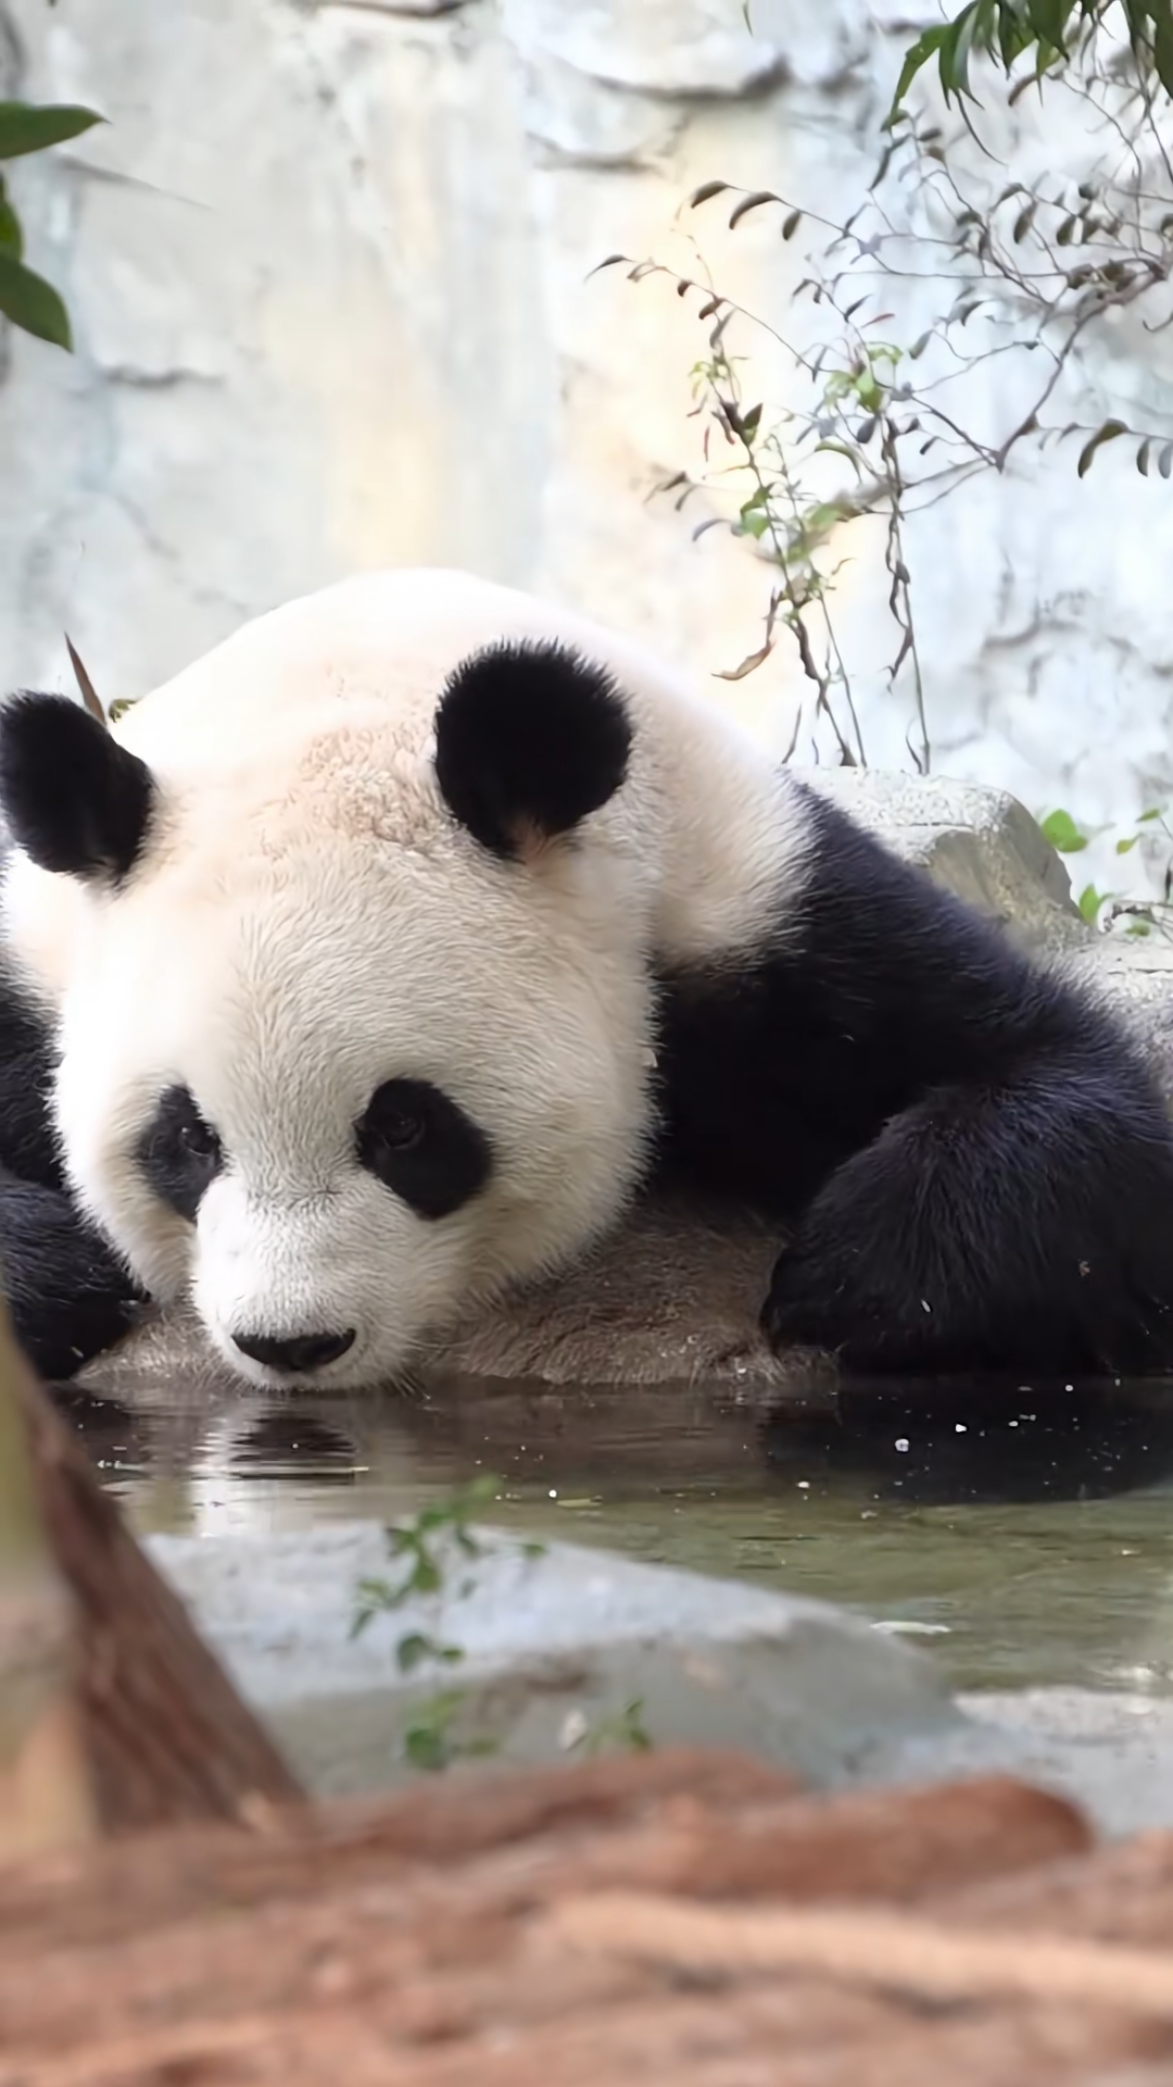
[{"left": 2, "top": 0, "right": 1172, "bottom": 902}]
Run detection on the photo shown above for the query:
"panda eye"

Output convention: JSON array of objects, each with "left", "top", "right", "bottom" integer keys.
[
  {"left": 368, "top": 1099, "right": 425, "bottom": 1152},
  {"left": 356, "top": 1077, "right": 491, "bottom": 1220},
  {"left": 179, "top": 1113, "right": 220, "bottom": 1160},
  {"left": 138, "top": 1084, "right": 224, "bottom": 1223}
]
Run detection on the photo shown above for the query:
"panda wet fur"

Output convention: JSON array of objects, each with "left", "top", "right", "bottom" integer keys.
[{"left": 0, "top": 566, "right": 1171, "bottom": 1389}]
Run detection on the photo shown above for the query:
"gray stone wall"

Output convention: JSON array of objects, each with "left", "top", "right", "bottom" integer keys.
[{"left": 2, "top": 0, "right": 1173, "bottom": 904}]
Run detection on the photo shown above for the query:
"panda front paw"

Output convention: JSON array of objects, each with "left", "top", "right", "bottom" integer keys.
[
  {"left": 763, "top": 1206, "right": 991, "bottom": 1376},
  {"left": 17, "top": 1280, "right": 152, "bottom": 1384},
  {"left": 0, "top": 1177, "right": 150, "bottom": 1382},
  {"left": 761, "top": 1228, "right": 909, "bottom": 1372}
]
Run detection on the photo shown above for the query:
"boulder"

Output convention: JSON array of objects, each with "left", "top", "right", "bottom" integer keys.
[
  {"left": 806, "top": 768, "right": 1086, "bottom": 948},
  {"left": 145, "top": 1518, "right": 975, "bottom": 1801}
]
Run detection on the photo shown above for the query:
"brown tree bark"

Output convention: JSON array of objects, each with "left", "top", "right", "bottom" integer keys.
[
  {"left": 0, "top": 1305, "right": 98, "bottom": 1864},
  {"left": 8, "top": 1326, "right": 300, "bottom": 1836}
]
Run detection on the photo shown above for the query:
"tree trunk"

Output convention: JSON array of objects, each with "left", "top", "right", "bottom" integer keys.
[
  {"left": 0, "top": 1302, "right": 98, "bottom": 1864},
  {"left": 2, "top": 1318, "right": 300, "bottom": 1839}
]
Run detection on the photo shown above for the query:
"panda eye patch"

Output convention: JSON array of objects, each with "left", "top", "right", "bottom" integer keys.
[
  {"left": 138, "top": 1084, "right": 224, "bottom": 1223},
  {"left": 356, "top": 1077, "right": 491, "bottom": 1220}
]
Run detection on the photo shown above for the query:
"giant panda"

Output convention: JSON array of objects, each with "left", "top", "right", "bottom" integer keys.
[{"left": 0, "top": 564, "right": 1172, "bottom": 1403}]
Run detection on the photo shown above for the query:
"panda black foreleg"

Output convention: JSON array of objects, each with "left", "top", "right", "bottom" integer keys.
[
  {"left": 0, "top": 966, "right": 146, "bottom": 1376},
  {"left": 0, "top": 979, "right": 71, "bottom": 1191},
  {"left": 0, "top": 1169, "right": 147, "bottom": 1381},
  {"left": 761, "top": 1048, "right": 1173, "bottom": 1378}
]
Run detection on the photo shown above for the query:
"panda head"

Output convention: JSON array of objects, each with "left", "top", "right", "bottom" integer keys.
[{"left": 0, "top": 636, "right": 654, "bottom": 1391}]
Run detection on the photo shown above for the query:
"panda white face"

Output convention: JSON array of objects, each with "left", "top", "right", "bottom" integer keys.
[
  {"left": 0, "top": 612, "right": 663, "bottom": 1392},
  {"left": 48, "top": 844, "right": 654, "bottom": 1392}
]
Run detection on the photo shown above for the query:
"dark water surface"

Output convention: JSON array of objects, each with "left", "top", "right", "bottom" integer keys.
[{"left": 61, "top": 1371, "right": 1173, "bottom": 1697}]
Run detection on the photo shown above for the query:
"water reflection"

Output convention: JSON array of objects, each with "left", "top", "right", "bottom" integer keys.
[
  {"left": 764, "top": 1380, "right": 1173, "bottom": 1507},
  {"left": 57, "top": 1370, "right": 1173, "bottom": 1698}
]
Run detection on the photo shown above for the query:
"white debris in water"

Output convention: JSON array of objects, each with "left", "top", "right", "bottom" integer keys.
[
  {"left": 873, "top": 1620, "right": 952, "bottom": 1637},
  {"left": 559, "top": 1708, "right": 589, "bottom": 1751},
  {"left": 894, "top": 1438, "right": 910, "bottom": 1453}
]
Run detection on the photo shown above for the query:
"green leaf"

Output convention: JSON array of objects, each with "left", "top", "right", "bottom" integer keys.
[
  {"left": 1078, "top": 883, "right": 1104, "bottom": 922},
  {"left": 801, "top": 497, "right": 862, "bottom": 538},
  {"left": 814, "top": 438, "right": 866, "bottom": 477},
  {"left": 1040, "top": 808, "right": 1088, "bottom": 853},
  {"left": 0, "top": 175, "right": 21, "bottom": 258},
  {"left": 0, "top": 101, "right": 104, "bottom": 160},
  {"left": 1077, "top": 419, "right": 1128, "bottom": 477},
  {"left": 1026, "top": 0, "right": 1071, "bottom": 47},
  {"left": 996, "top": 2, "right": 1022, "bottom": 65},
  {"left": 1126, "top": 918, "right": 1153, "bottom": 937},
  {"left": 1116, "top": 835, "right": 1139, "bottom": 853},
  {"left": 1139, "top": 807, "right": 1164, "bottom": 822},
  {"left": 409, "top": 1554, "right": 443, "bottom": 1597},
  {"left": 1028, "top": 5, "right": 1069, "bottom": 56},
  {"left": 395, "top": 1632, "right": 464, "bottom": 1674},
  {"left": 397, "top": 1632, "right": 432, "bottom": 1672},
  {"left": 0, "top": 250, "right": 70, "bottom": 347},
  {"left": 1145, "top": 0, "right": 1173, "bottom": 99},
  {"left": 940, "top": 2, "right": 985, "bottom": 103},
  {"left": 404, "top": 1725, "right": 449, "bottom": 1772},
  {"left": 885, "top": 24, "right": 951, "bottom": 126}
]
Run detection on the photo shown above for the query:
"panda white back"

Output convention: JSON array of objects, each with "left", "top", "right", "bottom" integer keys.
[{"left": 4, "top": 568, "right": 805, "bottom": 1006}]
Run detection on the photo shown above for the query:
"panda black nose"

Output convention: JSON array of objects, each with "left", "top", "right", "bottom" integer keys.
[{"left": 232, "top": 1328, "right": 357, "bottom": 1374}]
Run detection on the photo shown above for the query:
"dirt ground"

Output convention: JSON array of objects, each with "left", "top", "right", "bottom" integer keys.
[{"left": 5, "top": 1744, "right": 1173, "bottom": 2086}]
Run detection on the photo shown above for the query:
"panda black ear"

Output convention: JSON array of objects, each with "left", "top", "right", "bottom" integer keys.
[
  {"left": 0, "top": 692, "right": 155, "bottom": 881},
  {"left": 433, "top": 640, "right": 633, "bottom": 861}
]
